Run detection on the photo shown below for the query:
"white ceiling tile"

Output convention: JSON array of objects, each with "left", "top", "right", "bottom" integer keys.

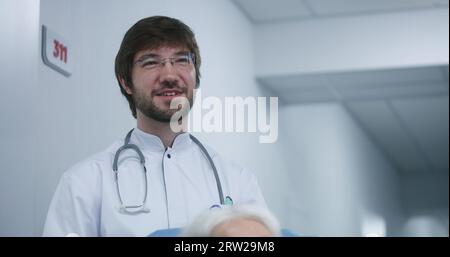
[
  {"left": 306, "top": 0, "right": 437, "bottom": 16},
  {"left": 232, "top": 0, "right": 312, "bottom": 22},
  {"left": 233, "top": 0, "right": 448, "bottom": 23},
  {"left": 347, "top": 100, "right": 429, "bottom": 174},
  {"left": 261, "top": 73, "right": 328, "bottom": 88},
  {"left": 259, "top": 66, "right": 449, "bottom": 102},
  {"left": 259, "top": 73, "right": 337, "bottom": 102},
  {"left": 282, "top": 88, "right": 337, "bottom": 103},
  {"left": 391, "top": 96, "right": 449, "bottom": 173},
  {"left": 328, "top": 66, "right": 445, "bottom": 88},
  {"left": 336, "top": 82, "right": 448, "bottom": 100}
]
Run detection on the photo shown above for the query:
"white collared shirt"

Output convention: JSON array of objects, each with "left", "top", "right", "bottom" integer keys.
[{"left": 43, "top": 128, "right": 266, "bottom": 236}]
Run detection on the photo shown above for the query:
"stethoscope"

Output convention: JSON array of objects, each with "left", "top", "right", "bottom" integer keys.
[{"left": 112, "top": 129, "right": 232, "bottom": 214}]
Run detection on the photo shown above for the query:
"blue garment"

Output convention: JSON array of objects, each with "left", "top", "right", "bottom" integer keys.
[
  {"left": 149, "top": 228, "right": 183, "bottom": 237},
  {"left": 148, "top": 228, "right": 298, "bottom": 237}
]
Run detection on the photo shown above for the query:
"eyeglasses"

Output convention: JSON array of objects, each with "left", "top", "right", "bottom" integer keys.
[{"left": 134, "top": 52, "right": 195, "bottom": 71}]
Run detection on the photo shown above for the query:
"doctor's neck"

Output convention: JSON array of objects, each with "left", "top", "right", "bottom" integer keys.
[{"left": 136, "top": 111, "right": 186, "bottom": 149}]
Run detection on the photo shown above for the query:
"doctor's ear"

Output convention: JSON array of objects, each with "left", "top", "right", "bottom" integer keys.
[{"left": 119, "top": 78, "right": 133, "bottom": 95}]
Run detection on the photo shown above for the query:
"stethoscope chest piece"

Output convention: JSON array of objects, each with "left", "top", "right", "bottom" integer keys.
[{"left": 224, "top": 196, "right": 233, "bottom": 206}]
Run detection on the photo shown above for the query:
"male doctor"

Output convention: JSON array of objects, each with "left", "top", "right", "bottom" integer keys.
[{"left": 43, "top": 16, "right": 267, "bottom": 236}]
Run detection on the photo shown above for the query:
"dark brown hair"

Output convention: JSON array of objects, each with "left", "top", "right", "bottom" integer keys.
[{"left": 114, "top": 16, "right": 201, "bottom": 118}]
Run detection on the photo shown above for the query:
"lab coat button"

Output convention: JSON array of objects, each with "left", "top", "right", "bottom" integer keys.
[{"left": 167, "top": 154, "right": 171, "bottom": 159}]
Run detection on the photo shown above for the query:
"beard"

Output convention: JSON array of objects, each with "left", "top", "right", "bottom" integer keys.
[{"left": 132, "top": 83, "right": 194, "bottom": 123}]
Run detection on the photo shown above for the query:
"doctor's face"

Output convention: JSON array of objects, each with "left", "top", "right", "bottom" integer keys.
[{"left": 127, "top": 46, "right": 196, "bottom": 122}]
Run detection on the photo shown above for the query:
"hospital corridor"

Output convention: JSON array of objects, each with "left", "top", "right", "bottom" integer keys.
[{"left": 0, "top": 0, "right": 448, "bottom": 237}]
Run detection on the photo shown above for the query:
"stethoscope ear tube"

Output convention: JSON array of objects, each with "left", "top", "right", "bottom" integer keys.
[
  {"left": 113, "top": 144, "right": 145, "bottom": 171},
  {"left": 113, "top": 129, "right": 144, "bottom": 171},
  {"left": 113, "top": 129, "right": 226, "bottom": 215},
  {"left": 119, "top": 205, "right": 151, "bottom": 214},
  {"left": 113, "top": 130, "right": 149, "bottom": 213},
  {"left": 189, "top": 134, "right": 224, "bottom": 205}
]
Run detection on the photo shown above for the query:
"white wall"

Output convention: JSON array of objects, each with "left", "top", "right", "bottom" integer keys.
[
  {"left": 279, "top": 103, "right": 403, "bottom": 236},
  {"left": 0, "top": 0, "right": 40, "bottom": 236},
  {"left": 30, "top": 0, "right": 288, "bottom": 236},
  {"left": 255, "top": 8, "right": 449, "bottom": 77}
]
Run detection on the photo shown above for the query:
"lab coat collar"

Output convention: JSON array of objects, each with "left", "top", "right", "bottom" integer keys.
[{"left": 132, "top": 127, "right": 191, "bottom": 152}]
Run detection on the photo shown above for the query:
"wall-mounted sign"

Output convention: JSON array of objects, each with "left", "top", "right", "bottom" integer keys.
[{"left": 41, "top": 25, "right": 72, "bottom": 77}]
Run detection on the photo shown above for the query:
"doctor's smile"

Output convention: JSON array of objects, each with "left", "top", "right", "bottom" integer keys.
[{"left": 155, "top": 89, "right": 184, "bottom": 100}]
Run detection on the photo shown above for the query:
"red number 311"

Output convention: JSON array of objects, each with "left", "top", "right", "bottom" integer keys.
[{"left": 53, "top": 40, "right": 68, "bottom": 63}]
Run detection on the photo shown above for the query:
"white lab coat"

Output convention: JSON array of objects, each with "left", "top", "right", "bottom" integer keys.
[{"left": 43, "top": 128, "right": 266, "bottom": 236}]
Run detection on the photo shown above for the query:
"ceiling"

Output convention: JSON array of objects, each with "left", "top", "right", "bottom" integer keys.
[
  {"left": 259, "top": 65, "right": 449, "bottom": 175},
  {"left": 232, "top": 0, "right": 449, "bottom": 23},
  {"left": 232, "top": 0, "right": 449, "bottom": 176},
  {"left": 347, "top": 94, "right": 449, "bottom": 175}
]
